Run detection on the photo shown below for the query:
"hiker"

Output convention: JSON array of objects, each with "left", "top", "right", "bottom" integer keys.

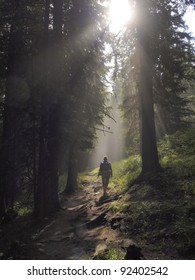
[{"left": 98, "top": 156, "right": 113, "bottom": 196}]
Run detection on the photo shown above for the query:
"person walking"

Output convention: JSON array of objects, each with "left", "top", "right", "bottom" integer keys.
[{"left": 98, "top": 156, "right": 112, "bottom": 196}]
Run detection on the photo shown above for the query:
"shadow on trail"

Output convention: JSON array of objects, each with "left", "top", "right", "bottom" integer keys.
[{"left": 29, "top": 176, "right": 122, "bottom": 260}]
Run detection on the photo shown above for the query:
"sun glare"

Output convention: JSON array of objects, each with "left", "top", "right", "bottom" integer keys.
[{"left": 109, "top": 0, "right": 133, "bottom": 33}]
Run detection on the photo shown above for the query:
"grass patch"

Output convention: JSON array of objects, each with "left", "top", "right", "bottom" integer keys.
[
  {"left": 109, "top": 195, "right": 130, "bottom": 214},
  {"left": 14, "top": 202, "right": 32, "bottom": 217},
  {"left": 93, "top": 245, "right": 125, "bottom": 260},
  {"left": 108, "top": 156, "right": 142, "bottom": 194},
  {"left": 159, "top": 128, "right": 195, "bottom": 179},
  {"left": 114, "top": 129, "right": 194, "bottom": 259},
  {"left": 80, "top": 128, "right": 195, "bottom": 259}
]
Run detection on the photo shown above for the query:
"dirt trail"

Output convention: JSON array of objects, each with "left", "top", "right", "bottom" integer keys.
[
  {"left": 30, "top": 174, "right": 122, "bottom": 259},
  {"left": 1, "top": 174, "right": 173, "bottom": 260}
]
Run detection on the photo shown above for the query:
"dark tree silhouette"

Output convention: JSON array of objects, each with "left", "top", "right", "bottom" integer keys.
[{"left": 137, "top": 0, "right": 161, "bottom": 173}]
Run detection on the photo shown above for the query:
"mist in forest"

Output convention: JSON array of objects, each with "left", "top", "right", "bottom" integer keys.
[{"left": 87, "top": 96, "right": 125, "bottom": 170}]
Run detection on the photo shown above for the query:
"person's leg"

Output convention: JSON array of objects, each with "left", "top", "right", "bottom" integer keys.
[
  {"left": 102, "top": 176, "right": 107, "bottom": 196},
  {"left": 107, "top": 176, "right": 110, "bottom": 185},
  {"left": 102, "top": 176, "right": 109, "bottom": 196},
  {"left": 105, "top": 176, "right": 109, "bottom": 195}
]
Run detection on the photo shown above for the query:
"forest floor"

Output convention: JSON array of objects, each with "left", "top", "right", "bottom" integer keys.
[
  {"left": 1, "top": 171, "right": 191, "bottom": 260},
  {"left": 29, "top": 176, "right": 123, "bottom": 260},
  {"left": 1, "top": 174, "right": 126, "bottom": 260},
  {"left": 1, "top": 128, "right": 194, "bottom": 260}
]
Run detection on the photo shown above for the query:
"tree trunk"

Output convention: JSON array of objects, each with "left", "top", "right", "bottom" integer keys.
[
  {"left": 34, "top": 96, "right": 49, "bottom": 218},
  {"left": 65, "top": 143, "right": 79, "bottom": 194},
  {"left": 44, "top": 104, "right": 61, "bottom": 213},
  {"left": 35, "top": 104, "right": 61, "bottom": 217},
  {"left": 34, "top": 0, "right": 63, "bottom": 218},
  {"left": 137, "top": 0, "right": 161, "bottom": 174},
  {"left": 0, "top": 1, "right": 20, "bottom": 217},
  {"left": 43, "top": 0, "right": 63, "bottom": 212},
  {"left": 34, "top": 0, "right": 50, "bottom": 218}
]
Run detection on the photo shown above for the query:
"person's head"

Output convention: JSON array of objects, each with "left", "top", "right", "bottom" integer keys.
[{"left": 103, "top": 156, "right": 108, "bottom": 162}]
